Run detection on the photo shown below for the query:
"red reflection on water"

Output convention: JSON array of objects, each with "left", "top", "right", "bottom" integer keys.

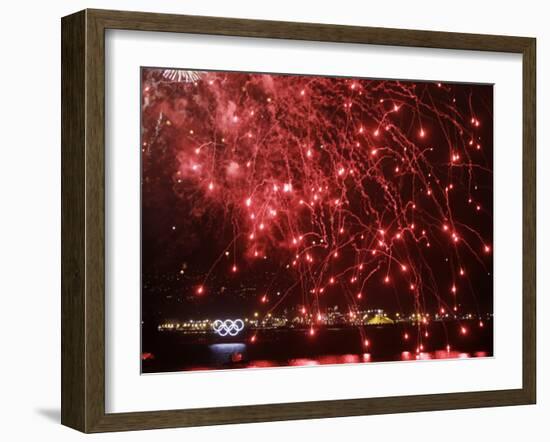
[
  {"left": 318, "top": 354, "right": 361, "bottom": 365},
  {"left": 474, "top": 351, "right": 488, "bottom": 358},
  {"left": 416, "top": 352, "right": 433, "bottom": 360},
  {"left": 402, "top": 350, "right": 481, "bottom": 361},
  {"left": 289, "top": 358, "right": 320, "bottom": 366},
  {"left": 434, "top": 350, "right": 461, "bottom": 359},
  {"left": 185, "top": 349, "right": 489, "bottom": 371},
  {"left": 247, "top": 360, "right": 276, "bottom": 368}
]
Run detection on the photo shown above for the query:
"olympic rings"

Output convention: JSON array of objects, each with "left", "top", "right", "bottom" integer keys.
[{"left": 212, "top": 319, "right": 245, "bottom": 337}]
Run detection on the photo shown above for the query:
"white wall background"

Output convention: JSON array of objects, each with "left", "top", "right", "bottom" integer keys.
[{"left": 0, "top": 0, "right": 546, "bottom": 440}]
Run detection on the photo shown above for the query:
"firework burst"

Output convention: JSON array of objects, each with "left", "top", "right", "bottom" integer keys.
[
  {"left": 161, "top": 69, "right": 204, "bottom": 83},
  {"left": 142, "top": 68, "right": 493, "bottom": 357}
]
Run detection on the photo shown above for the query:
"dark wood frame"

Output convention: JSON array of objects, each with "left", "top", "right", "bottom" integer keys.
[{"left": 61, "top": 8, "right": 536, "bottom": 433}]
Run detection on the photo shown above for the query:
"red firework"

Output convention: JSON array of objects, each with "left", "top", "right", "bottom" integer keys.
[{"left": 142, "top": 68, "right": 493, "bottom": 351}]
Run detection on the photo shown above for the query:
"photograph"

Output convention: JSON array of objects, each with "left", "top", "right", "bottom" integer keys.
[
  {"left": 140, "top": 68, "right": 494, "bottom": 373},
  {"left": 0, "top": 1, "right": 540, "bottom": 438}
]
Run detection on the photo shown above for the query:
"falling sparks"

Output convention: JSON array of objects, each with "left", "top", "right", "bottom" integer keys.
[{"left": 142, "top": 68, "right": 493, "bottom": 364}]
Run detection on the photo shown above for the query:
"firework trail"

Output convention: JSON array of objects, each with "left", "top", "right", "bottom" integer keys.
[{"left": 142, "top": 68, "right": 493, "bottom": 352}]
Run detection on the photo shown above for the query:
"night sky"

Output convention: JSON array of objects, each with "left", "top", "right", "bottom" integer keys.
[{"left": 141, "top": 68, "right": 493, "bottom": 326}]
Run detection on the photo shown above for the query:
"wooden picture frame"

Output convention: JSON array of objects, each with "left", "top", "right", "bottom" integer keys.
[{"left": 61, "top": 8, "right": 536, "bottom": 433}]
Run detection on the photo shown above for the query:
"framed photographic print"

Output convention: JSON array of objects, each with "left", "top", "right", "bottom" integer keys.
[{"left": 61, "top": 9, "right": 536, "bottom": 432}]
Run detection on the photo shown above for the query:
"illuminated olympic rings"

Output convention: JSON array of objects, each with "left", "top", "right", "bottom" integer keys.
[{"left": 212, "top": 319, "right": 245, "bottom": 337}]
